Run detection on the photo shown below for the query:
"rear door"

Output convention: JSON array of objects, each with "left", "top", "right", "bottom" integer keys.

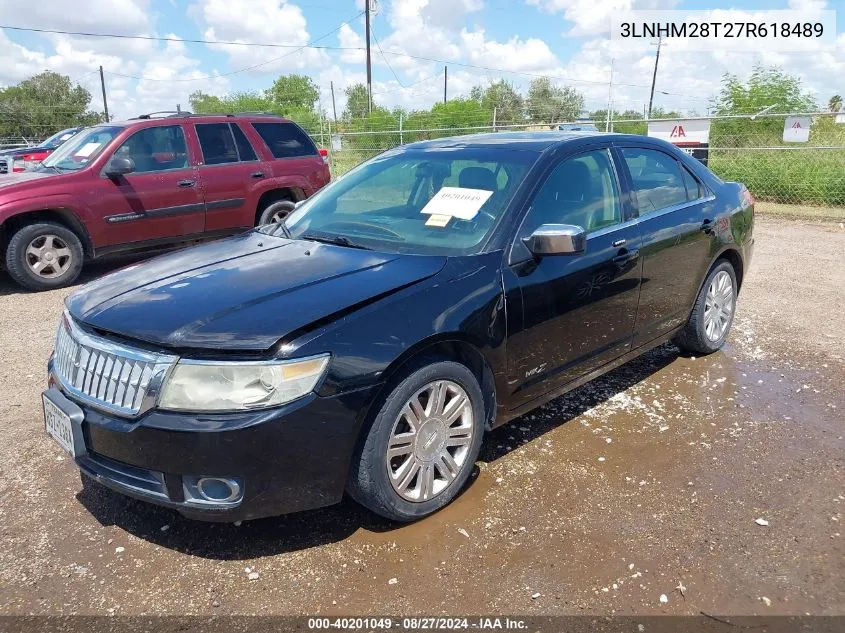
[
  {"left": 91, "top": 123, "right": 204, "bottom": 248},
  {"left": 614, "top": 144, "right": 716, "bottom": 346},
  {"left": 194, "top": 122, "right": 267, "bottom": 232}
]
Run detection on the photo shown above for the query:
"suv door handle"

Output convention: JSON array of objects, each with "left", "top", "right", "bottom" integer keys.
[
  {"left": 177, "top": 179, "right": 195, "bottom": 188},
  {"left": 250, "top": 171, "right": 265, "bottom": 178},
  {"left": 701, "top": 218, "right": 713, "bottom": 233},
  {"left": 612, "top": 239, "right": 626, "bottom": 248}
]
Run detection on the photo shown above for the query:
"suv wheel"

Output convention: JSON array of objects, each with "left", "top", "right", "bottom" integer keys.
[
  {"left": 675, "top": 260, "right": 737, "bottom": 355},
  {"left": 257, "top": 199, "right": 296, "bottom": 226},
  {"left": 348, "top": 360, "right": 484, "bottom": 522},
  {"left": 5, "top": 222, "right": 84, "bottom": 291}
]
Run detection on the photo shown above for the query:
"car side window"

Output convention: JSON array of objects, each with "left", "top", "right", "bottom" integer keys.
[
  {"left": 523, "top": 149, "right": 622, "bottom": 235},
  {"left": 231, "top": 123, "right": 258, "bottom": 161},
  {"left": 681, "top": 164, "right": 703, "bottom": 201},
  {"left": 196, "top": 123, "right": 241, "bottom": 165},
  {"left": 251, "top": 122, "right": 317, "bottom": 159},
  {"left": 113, "top": 125, "right": 189, "bottom": 174},
  {"left": 621, "top": 148, "right": 688, "bottom": 213}
]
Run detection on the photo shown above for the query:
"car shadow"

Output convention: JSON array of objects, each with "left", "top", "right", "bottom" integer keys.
[{"left": 77, "top": 342, "right": 682, "bottom": 560}]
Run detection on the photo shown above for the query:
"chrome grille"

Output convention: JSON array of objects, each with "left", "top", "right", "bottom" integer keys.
[{"left": 53, "top": 313, "right": 178, "bottom": 417}]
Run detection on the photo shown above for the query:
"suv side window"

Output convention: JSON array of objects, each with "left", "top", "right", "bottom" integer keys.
[
  {"left": 196, "top": 123, "right": 241, "bottom": 165},
  {"left": 620, "top": 147, "right": 688, "bottom": 214},
  {"left": 113, "top": 125, "right": 189, "bottom": 174},
  {"left": 523, "top": 149, "right": 622, "bottom": 235},
  {"left": 251, "top": 122, "right": 317, "bottom": 159}
]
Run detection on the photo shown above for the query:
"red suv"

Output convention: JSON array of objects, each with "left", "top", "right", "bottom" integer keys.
[{"left": 0, "top": 113, "right": 330, "bottom": 290}]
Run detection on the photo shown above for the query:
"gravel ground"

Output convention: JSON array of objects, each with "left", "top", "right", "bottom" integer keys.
[{"left": 0, "top": 217, "right": 843, "bottom": 616}]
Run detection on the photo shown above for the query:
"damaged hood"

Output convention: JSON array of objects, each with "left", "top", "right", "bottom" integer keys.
[{"left": 66, "top": 231, "right": 446, "bottom": 351}]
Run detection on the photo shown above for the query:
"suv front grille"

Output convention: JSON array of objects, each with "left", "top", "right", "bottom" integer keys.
[{"left": 53, "top": 313, "right": 177, "bottom": 417}]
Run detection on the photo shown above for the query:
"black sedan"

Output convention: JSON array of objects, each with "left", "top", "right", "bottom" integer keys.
[{"left": 43, "top": 132, "right": 754, "bottom": 522}]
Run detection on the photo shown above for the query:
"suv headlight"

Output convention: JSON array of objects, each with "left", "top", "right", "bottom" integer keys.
[{"left": 158, "top": 354, "right": 329, "bottom": 412}]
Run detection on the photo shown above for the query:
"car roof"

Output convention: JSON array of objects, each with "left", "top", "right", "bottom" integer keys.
[
  {"left": 402, "top": 131, "right": 650, "bottom": 152},
  {"left": 97, "top": 113, "right": 293, "bottom": 129}
]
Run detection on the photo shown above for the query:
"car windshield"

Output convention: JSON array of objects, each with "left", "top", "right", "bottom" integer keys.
[
  {"left": 41, "top": 128, "right": 78, "bottom": 148},
  {"left": 41, "top": 126, "right": 123, "bottom": 171},
  {"left": 278, "top": 147, "right": 537, "bottom": 256}
]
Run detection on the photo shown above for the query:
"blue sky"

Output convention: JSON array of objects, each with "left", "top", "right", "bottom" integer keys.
[{"left": 0, "top": 0, "right": 841, "bottom": 120}]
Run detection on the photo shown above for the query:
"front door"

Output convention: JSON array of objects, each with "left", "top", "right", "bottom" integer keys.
[
  {"left": 504, "top": 147, "right": 642, "bottom": 409},
  {"left": 615, "top": 145, "right": 715, "bottom": 346},
  {"left": 92, "top": 124, "right": 204, "bottom": 248}
]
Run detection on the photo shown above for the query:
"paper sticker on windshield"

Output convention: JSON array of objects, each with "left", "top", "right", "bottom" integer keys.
[
  {"left": 75, "top": 142, "right": 102, "bottom": 158},
  {"left": 425, "top": 214, "right": 451, "bottom": 228},
  {"left": 421, "top": 187, "right": 493, "bottom": 221}
]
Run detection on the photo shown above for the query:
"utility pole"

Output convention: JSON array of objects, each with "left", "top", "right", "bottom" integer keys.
[
  {"left": 647, "top": 36, "right": 662, "bottom": 119},
  {"left": 365, "top": 0, "right": 373, "bottom": 113},
  {"left": 330, "top": 81, "right": 338, "bottom": 122},
  {"left": 605, "top": 58, "right": 614, "bottom": 132},
  {"left": 444, "top": 66, "right": 448, "bottom": 104},
  {"left": 99, "top": 66, "right": 110, "bottom": 122}
]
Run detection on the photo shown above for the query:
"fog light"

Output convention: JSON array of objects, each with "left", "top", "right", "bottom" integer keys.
[{"left": 183, "top": 476, "right": 243, "bottom": 506}]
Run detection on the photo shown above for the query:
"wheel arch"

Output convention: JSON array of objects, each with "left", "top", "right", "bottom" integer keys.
[
  {"left": 253, "top": 187, "right": 305, "bottom": 225},
  {"left": 0, "top": 208, "right": 93, "bottom": 258}
]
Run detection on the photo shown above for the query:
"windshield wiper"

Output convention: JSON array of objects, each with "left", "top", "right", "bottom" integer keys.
[
  {"left": 301, "top": 233, "right": 372, "bottom": 250},
  {"left": 267, "top": 222, "right": 292, "bottom": 239}
]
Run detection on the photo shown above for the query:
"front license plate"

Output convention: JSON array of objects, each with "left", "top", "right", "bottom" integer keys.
[{"left": 43, "top": 395, "right": 75, "bottom": 457}]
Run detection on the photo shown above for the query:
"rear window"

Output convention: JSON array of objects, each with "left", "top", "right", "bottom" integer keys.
[{"left": 251, "top": 122, "right": 317, "bottom": 159}]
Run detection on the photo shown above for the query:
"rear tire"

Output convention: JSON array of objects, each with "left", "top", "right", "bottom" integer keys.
[
  {"left": 257, "top": 199, "right": 296, "bottom": 226},
  {"left": 5, "top": 222, "right": 84, "bottom": 291},
  {"left": 348, "top": 360, "right": 485, "bottom": 522},
  {"left": 675, "top": 260, "right": 738, "bottom": 355}
]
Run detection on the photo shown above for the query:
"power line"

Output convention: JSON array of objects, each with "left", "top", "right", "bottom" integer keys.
[
  {"left": 0, "top": 24, "right": 362, "bottom": 51},
  {"left": 372, "top": 30, "right": 405, "bottom": 88}
]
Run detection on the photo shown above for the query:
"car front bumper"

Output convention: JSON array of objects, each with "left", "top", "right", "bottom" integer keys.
[{"left": 44, "top": 364, "right": 377, "bottom": 522}]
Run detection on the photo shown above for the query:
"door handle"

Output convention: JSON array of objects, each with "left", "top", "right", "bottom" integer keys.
[
  {"left": 701, "top": 218, "right": 713, "bottom": 233},
  {"left": 612, "top": 239, "right": 626, "bottom": 248},
  {"left": 177, "top": 179, "right": 195, "bottom": 188},
  {"left": 251, "top": 171, "right": 265, "bottom": 178}
]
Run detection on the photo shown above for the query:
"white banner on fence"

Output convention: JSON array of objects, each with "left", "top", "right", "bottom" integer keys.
[
  {"left": 331, "top": 134, "right": 342, "bottom": 152},
  {"left": 835, "top": 113, "right": 845, "bottom": 125},
  {"left": 647, "top": 119, "right": 711, "bottom": 146},
  {"left": 783, "top": 116, "right": 812, "bottom": 142}
]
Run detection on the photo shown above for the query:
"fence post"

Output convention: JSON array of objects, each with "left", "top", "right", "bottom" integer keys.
[
  {"left": 493, "top": 107, "right": 497, "bottom": 132},
  {"left": 399, "top": 112, "right": 403, "bottom": 145}
]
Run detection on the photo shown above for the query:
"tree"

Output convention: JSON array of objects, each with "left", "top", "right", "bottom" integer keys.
[
  {"left": 0, "top": 71, "right": 102, "bottom": 141},
  {"left": 269, "top": 74, "right": 320, "bottom": 112},
  {"left": 470, "top": 80, "right": 524, "bottom": 124},
  {"left": 343, "top": 83, "right": 370, "bottom": 120},
  {"left": 526, "top": 78, "right": 584, "bottom": 125},
  {"left": 829, "top": 95, "right": 843, "bottom": 113},
  {"left": 712, "top": 64, "right": 817, "bottom": 116}
]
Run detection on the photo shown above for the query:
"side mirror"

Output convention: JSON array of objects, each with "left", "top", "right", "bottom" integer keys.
[
  {"left": 523, "top": 223, "right": 586, "bottom": 256},
  {"left": 105, "top": 156, "right": 135, "bottom": 177}
]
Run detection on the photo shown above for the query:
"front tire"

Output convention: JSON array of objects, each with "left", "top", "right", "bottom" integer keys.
[
  {"left": 348, "top": 360, "right": 485, "bottom": 522},
  {"left": 675, "top": 260, "right": 738, "bottom": 355},
  {"left": 5, "top": 222, "right": 84, "bottom": 291}
]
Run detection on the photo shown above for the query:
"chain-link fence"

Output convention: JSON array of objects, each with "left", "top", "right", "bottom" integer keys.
[{"left": 312, "top": 111, "right": 845, "bottom": 211}]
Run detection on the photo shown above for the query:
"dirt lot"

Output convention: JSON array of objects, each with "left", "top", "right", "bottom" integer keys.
[{"left": 0, "top": 217, "right": 843, "bottom": 617}]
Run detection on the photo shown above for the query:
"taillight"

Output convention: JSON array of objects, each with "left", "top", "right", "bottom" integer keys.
[
  {"left": 319, "top": 148, "right": 329, "bottom": 164},
  {"left": 741, "top": 188, "right": 754, "bottom": 211}
]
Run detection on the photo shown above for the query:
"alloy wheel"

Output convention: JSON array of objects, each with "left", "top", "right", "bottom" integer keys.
[
  {"left": 25, "top": 234, "right": 73, "bottom": 279},
  {"left": 386, "top": 380, "right": 474, "bottom": 502},
  {"left": 704, "top": 270, "right": 734, "bottom": 342}
]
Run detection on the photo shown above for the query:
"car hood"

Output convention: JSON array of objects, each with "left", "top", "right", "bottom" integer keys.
[
  {"left": 66, "top": 231, "right": 447, "bottom": 352},
  {"left": 0, "top": 169, "right": 57, "bottom": 190}
]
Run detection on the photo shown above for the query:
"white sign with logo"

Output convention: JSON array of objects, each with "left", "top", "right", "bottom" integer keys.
[
  {"left": 783, "top": 116, "right": 811, "bottom": 142},
  {"left": 647, "top": 119, "right": 711, "bottom": 146},
  {"left": 421, "top": 187, "right": 493, "bottom": 221}
]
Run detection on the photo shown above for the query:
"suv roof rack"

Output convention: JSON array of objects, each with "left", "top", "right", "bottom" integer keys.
[{"left": 132, "top": 111, "right": 194, "bottom": 120}]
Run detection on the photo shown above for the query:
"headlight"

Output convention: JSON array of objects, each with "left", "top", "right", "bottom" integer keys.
[{"left": 158, "top": 354, "right": 329, "bottom": 412}]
